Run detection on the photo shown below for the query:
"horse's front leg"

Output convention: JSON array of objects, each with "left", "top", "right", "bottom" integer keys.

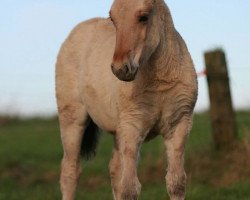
[
  {"left": 109, "top": 139, "right": 122, "bottom": 200},
  {"left": 164, "top": 116, "right": 192, "bottom": 200},
  {"left": 116, "top": 122, "right": 144, "bottom": 200}
]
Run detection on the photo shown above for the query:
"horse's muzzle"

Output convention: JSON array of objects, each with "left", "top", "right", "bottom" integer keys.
[{"left": 111, "top": 63, "right": 138, "bottom": 82}]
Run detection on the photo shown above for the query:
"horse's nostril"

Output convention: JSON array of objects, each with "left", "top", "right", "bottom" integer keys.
[
  {"left": 111, "top": 63, "right": 137, "bottom": 81},
  {"left": 123, "top": 64, "right": 129, "bottom": 75}
]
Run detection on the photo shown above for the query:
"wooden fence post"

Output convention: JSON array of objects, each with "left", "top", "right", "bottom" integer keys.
[{"left": 204, "top": 49, "right": 237, "bottom": 150}]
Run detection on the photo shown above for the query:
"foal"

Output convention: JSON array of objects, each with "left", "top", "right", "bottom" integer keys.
[{"left": 56, "top": 0, "right": 197, "bottom": 200}]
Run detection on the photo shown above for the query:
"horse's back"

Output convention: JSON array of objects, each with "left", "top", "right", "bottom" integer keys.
[
  {"left": 57, "top": 17, "right": 115, "bottom": 67},
  {"left": 56, "top": 18, "right": 119, "bottom": 132}
]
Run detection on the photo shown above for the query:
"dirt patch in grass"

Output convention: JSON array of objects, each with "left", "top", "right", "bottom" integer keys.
[
  {"left": 139, "top": 154, "right": 166, "bottom": 184},
  {"left": 0, "top": 161, "right": 59, "bottom": 187},
  {"left": 79, "top": 176, "right": 110, "bottom": 190},
  {"left": 0, "top": 116, "right": 12, "bottom": 126},
  {"left": 137, "top": 137, "right": 250, "bottom": 188},
  {"left": 186, "top": 138, "right": 250, "bottom": 187}
]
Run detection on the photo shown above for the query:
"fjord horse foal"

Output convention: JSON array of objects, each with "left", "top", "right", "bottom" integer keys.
[{"left": 56, "top": 0, "right": 197, "bottom": 199}]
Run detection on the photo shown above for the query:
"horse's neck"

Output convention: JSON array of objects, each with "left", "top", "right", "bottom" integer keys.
[{"left": 148, "top": 3, "right": 181, "bottom": 82}]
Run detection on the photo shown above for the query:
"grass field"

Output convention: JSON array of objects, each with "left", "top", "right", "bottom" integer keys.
[{"left": 0, "top": 112, "right": 250, "bottom": 200}]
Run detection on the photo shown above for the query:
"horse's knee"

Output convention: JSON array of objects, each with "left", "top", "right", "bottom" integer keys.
[
  {"left": 120, "top": 177, "right": 141, "bottom": 200},
  {"left": 166, "top": 171, "right": 186, "bottom": 200},
  {"left": 109, "top": 164, "right": 118, "bottom": 181},
  {"left": 109, "top": 150, "right": 120, "bottom": 177}
]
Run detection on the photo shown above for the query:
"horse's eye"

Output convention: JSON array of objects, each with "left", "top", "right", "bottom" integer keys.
[{"left": 139, "top": 15, "right": 149, "bottom": 23}]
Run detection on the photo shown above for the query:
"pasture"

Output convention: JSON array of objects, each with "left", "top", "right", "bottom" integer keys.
[{"left": 0, "top": 111, "right": 250, "bottom": 200}]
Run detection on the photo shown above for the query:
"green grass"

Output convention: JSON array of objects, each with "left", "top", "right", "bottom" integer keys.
[{"left": 0, "top": 112, "right": 250, "bottom": 199}]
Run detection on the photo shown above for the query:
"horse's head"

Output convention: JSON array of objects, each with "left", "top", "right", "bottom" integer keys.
[{"left": 110, "top": 0, "right": 160, "bottom": 82}]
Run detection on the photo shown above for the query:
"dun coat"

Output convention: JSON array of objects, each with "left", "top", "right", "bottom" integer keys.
[{"left": 56, "top": 0, "right": 198, "bottom": 199}]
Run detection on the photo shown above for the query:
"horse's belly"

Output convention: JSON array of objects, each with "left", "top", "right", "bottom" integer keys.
[
  {"left": 84, "top": 90, "right": 118, "bottom": 132},
  {"left": 82, "top": 77, "right": 118, "bottom": 133},
  {"left": 87, "top": 104, "right": 117, "bottom": 132}
]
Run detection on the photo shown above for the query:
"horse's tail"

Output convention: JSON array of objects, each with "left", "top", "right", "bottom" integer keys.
[{"left": 80, "top": 118, "right": 100, "bottom": 160}]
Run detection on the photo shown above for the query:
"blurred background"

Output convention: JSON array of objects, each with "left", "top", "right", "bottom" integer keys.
[{"left": 0, "top": 0, "right": 250, "bottom": 199}]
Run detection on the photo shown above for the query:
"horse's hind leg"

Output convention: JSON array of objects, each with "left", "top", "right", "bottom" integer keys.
[
  {"left": 58, "top": 103, "right": 87, "bottom": 200},
  {"left": 164, "top": 116, "right": 192, "bottom": 200}
]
